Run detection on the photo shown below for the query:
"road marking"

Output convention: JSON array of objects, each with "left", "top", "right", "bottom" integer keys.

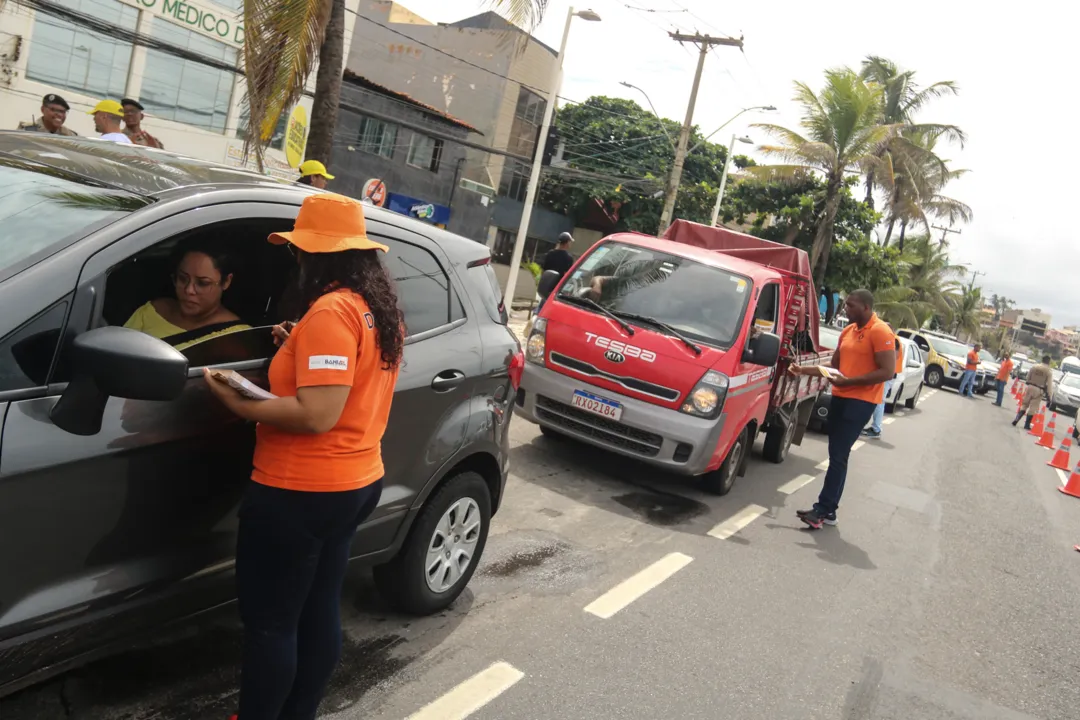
[
  {"left": 778, "top": 473, "right": 816, "bottom": 495},
  {"left": 584, "top": 553, "right": 693, "bottom": 619},
  {"left": 707, "top": 504, "right": 768, "bottom": 540},
  {"left": 852, "top": 440, "right": 866, "bottom": 452},
  {"left": 1057, "top": 468, "right": 1069, "bottom": 486},
  {"left": 883, "top": 418, "right": 896, "bottom": 425},
  {"left": 816, "top": 459, "right": 830, "bottom": 470},
  {"left": 407, "top": 662, "right": 524, "bottom": 720}
]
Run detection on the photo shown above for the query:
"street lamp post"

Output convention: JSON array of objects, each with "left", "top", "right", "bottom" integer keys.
[
  {"left": 709, "top": 134, "right": 753, "bottom": 227},
  {"left": 501, "top": 7, "right": 601, "bottom": 309}
]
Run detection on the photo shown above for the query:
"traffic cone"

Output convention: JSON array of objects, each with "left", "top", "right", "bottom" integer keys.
[
  {"left": 1059, "top": 458, "right": 1080, "bottom": 498},
  {"left": 1038, "top": 413, "right": 1058, "bottom": 449},
  {"left": 1049, "top": 432, "right": 1073, "bottom": 470},
  {"left": 1029, "top": 406, "right": 1045, "bottom": 437},
  {"left": 1011, "top": 377, "right": 1019, "bottom": 394}
]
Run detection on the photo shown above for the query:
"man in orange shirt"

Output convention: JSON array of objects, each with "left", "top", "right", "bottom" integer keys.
[
  {"left": 790, "top": 289, "right": 896, "bottom": 529},
  {"left": 993, "top": 351, "right": 1014, "bottom": 406},
  {"left": 959, "top": 342, "right": 981, "bottom": 397}
]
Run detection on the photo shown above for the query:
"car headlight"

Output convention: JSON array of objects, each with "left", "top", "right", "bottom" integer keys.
[
  {"left": 525, "top": 318, "right": 547, "bottom": 364},
  {"left": 681, "top": 371, "right": 728, "bottom": 420},
  {"left": 947, "top": 359, "right": 962, "bottom": 370}
]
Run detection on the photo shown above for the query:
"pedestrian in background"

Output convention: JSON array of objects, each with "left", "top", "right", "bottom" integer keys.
[
  {"left": 536, "top": 232, "right": 574, "bottom": 312},
  {"left": 1012, "top": 354, "right": 1055, "bottom": 429},
  {"left": 88, "top": 100, "right": 132, "bottom": 143},
  {"left": 993, "top": 351, "right": 1014, "bottom": 406},
  {"left": 297, "top": 160, "right": 333, "bottom": 189},
  {"left": 862, "top": 325, "right": 904, "bottom": 440},
  {"left": 204, "top": 194, "right": 404, "bottom": 720},
  {"left": 121, "top": 98, "right": 164, "bottom": 148},
  {"left": 789, "top": 289, "right": 896, "bottom": 528},
  {"left": 959, "top": 342, "right": 981, "bottom": 397},
  {"left": 18, "top": 93, "right": 77, "bottom": 136}
]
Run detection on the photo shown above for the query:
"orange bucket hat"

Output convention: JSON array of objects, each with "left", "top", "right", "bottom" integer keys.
[{"left": 269, "top": 193, "right": 388, "bottom": 253}]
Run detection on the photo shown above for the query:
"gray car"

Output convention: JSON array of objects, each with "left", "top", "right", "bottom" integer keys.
[{"left": 0, "top": 133, "right": 521, "bottom": 694}]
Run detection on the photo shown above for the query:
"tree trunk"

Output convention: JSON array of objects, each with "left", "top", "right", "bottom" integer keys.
[
  {"left": 882, "top": 216, "right": 896, "bottom": 247},
  {"left": 823, "top": 288, "right": 836, "bottom": 323},
  {"left": 306, "top": 0, "right": 346, "bottom": 165},
  {"left": 897, "top": 220, "right": 908, "bottom": 252},
  {"left": 810, "top": 176, "right": 843, "bottom": 288},
  {"left": 863, "top": 171, "right": 875, "bottom": 207}
]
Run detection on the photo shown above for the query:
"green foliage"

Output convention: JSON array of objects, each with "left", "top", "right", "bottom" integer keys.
[{"left": 522, "top": 261, "right": 542, "bottom": 281}]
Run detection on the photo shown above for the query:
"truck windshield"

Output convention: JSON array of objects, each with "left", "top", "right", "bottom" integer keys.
[{"left": 557, "top": 241, "right": 751, "bottom": 348}]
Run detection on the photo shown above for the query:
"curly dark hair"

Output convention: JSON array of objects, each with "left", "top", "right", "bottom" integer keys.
[{"left": 295, "top": 249, "right": 405, "bottom": 369}]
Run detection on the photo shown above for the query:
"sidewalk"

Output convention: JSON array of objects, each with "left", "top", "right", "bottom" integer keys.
[{"left": 508, "top": 309, "right": 531, "bottom": 343}]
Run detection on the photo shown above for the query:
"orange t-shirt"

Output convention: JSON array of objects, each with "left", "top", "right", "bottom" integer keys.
[
  {"left": 997, "top": 359, "right": 1014, "bottom": 381},
  {"left": 252, "top": 290, "right": 400, "bottom": 492},
  {"left": 965, "top": 350, "right": 979, "bottom": 371},
  {"left": 832, "top": 313, "right": 895, "bottom": 405},
  {"left": 894, "top": 336, "right": 904, "bottom": 375}
]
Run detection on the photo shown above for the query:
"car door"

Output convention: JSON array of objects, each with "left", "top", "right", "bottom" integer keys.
[
  {"left": 353, "top": 220, "right": 483, "bottom": 555},
  {"left": 0, "top": 203, "right": 298, "bottom": 647}
]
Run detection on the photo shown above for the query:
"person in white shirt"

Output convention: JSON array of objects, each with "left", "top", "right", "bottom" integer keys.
[{"left": 88, "top": 100, "right": 133, "bottom": 144}]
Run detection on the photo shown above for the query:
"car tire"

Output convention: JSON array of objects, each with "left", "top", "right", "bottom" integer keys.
[
  {"left": 373, "top": 471, "right": 491, "bottom": 615},
  {"left": 905, "top": 384, "right": 921, "bottom": 409},
  {"left": 701, "top": 427, "right": 747, "bottom": 496},
  {"left": 886, "top": 386, "right": 901, "bottom": 414},
  {"left": 926, "top": 366, "right": 944, "bottom": 388},
  {"left": 762, "top": 411, "right": 796, "bottom": 464}
]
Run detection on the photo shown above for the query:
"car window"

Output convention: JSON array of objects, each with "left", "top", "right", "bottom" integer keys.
[
  {"left": 753, "top": 284, "right": 779, "bottom": 333},
  {"left": 378, "top": 236, "right": 464, "bottom": 336},
  {"left": 180, "top": 326, "right": 279, "bottom": 368},
  {"left": 467, "top": 261, "right": 508, "bottom": 325},
  {"left": 0, "top": 299, "right": 68, "bottom": 391}
]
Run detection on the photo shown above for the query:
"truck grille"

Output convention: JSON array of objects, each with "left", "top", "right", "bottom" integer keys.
[
  {"left": 535, "top": 395, "right": 663, "bottom": 457},
  {"left": 549, "top": 352, "right": 680, "bottom": 402}
]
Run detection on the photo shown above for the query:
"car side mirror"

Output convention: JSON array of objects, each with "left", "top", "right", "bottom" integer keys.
[
  {"left": 536, "top": 269, "right": 562, "bottom": 299},
  {"left": 743, "top": 331, "right": 781, "bottom": 367},
  {"left": 51, "top": 327, "right": 189, "bottom": 436}
]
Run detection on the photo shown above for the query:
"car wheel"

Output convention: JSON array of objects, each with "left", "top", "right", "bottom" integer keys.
[
  {"left": 373, "top": 471, "right": 491, "bottom": 615},
  {"left": 701, "top": 427, "right": 747, "bottom": 496},
  {"left": 926, "top": 366, "right": 944, "bottom": 388},
  {"left": 886, "top": 386, "right": 901, "bottom": 414},
  {"left": 905, "top": 384, "right": 921, "bottom": 409},
  {"left": 762, "top": 411, "right": 796, "bottom": 464}
]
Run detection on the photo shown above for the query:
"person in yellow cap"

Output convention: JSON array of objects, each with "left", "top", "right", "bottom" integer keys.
[
  {"left": 297, "top": 159, "right": 334, "bottom": 189},
  {"left": 88, "top": 100, "right": 133, "bottom": 144}
]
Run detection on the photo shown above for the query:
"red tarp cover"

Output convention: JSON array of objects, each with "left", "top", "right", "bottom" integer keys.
[{"left": 663, "top": 219, "right": 822, "bottom": 352}]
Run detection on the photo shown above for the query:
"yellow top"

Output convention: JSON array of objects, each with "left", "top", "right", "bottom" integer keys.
[{"left": 124, "top": 301, "right": 250, "bottom": 351}]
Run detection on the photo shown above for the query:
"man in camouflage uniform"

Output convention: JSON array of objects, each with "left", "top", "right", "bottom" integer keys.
[
  {"left": 18, "top": 93, "right": 78, "bottom": 136},
  {"left": 1013, "top": 354, "right": 1055, "bottom": 430},
  {"left": 121, "top": 98, "right": 164, "bottom": 149}
]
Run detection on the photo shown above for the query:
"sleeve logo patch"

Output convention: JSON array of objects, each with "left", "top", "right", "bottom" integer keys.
[
  {"left": 309, "top": 355, "right": 349, "bottom": 371},
  {"left": 363, "top": 312, "right": 374, "bottom": 329}
]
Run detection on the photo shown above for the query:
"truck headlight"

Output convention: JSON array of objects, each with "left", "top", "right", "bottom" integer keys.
[
  {"left": 525, "top": 318, "right": 547, "bottom": 364},
  {"left": 681, "top": 371, "right": 729, "bottom": 420}
]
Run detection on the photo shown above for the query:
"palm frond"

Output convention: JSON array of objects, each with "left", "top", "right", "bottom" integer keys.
[
  {"left": 490, "top": 0, "right": 548, "bottom": 28},
  {"left": 242, "top": 0, "right": 331, "bottom": 169},
  {"left": 903, "top": 81, "right": 962, "bottom": 116}
]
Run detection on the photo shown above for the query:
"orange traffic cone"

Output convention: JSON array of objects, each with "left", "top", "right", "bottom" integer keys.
[
  {"left": 1010, "top": 377, "right": 1019, "bottom": 394},
  {"left": 1038, "top": 413, "right": 1058, "bottom": 449},
  {"left": 1060, "top": 458, "right": 1080, "bottom": 498},
  {"left": 1029, "top": 406, "right": 1046, "bottom": 437},
  {"left": 1049, "top": 432, "right": 1073, "bottom": 470}
]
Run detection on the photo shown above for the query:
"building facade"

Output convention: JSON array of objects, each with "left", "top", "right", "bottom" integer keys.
[{"left": 0, "top": 0, "right": 360, "bottom": 177}]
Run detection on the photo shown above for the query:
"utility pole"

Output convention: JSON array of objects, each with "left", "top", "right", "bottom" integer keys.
[
  {"left": 932, "top": 224, "right": 961, "bottom": 245},
  {"left": 968, "top": 269, "right": 986, "bottom": 292},
  {"left": 657, "top": 32, "right": 744, "bottom": 236}
]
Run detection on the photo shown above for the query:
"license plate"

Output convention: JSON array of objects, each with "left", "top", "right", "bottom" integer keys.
[{"left": 571, "top": 390, "right": 623, "bottom": 421}]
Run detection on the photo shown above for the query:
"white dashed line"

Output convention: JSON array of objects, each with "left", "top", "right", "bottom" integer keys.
[
  {"left": 407, "top": 662, "right": 524, "bottom": 720},
  {"left": 816, "top": 459, "right": 830, "bottom": 471},
  {"left": 778, "top": 473, "right": 816, "bottom": 495},
  {"left": 883, "top": 418, "right": 896, "bottom": 425},
  {"left": 584, "top": 552, "right": 693, "bottom": 619},
  {"left": 852, "top": 440, "right": 866, "bottom": 452},
  {"left": 1056, "top": 468, "right": 1069, "bottom": 487},
  {"left": 707, "top": 504, "right": 768, "bottom": 540}
]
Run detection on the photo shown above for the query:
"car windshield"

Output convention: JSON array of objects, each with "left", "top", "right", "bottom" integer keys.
[
  {"left": 979, "top": 349, "right": 996, "bottom": 362},
  {"left": 1061, "top": 374, "right": 1080, "bottom": 390},
  {"left": 0, "top": 155, "right": 150, "bottom": 281},
  {"left": 819, "top": 328, "right": 841, "bottom": 350},
  {"left": 557, "top": 240, "right": 750, "bottom": 348},
  {"left": 928, "top": 336, "right": 970, "bottom": 358}
]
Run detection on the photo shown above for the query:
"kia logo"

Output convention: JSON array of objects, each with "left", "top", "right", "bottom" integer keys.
[{"left": 604, "top": 350, "right": 626, "bottom": 363}]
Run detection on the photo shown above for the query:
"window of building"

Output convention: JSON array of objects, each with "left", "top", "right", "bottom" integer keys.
[
  {"left": 140, "top": 18, "right": 237, "bottom": 133},
  {"left": 516, "top": 90, "right": 545, "bottom": 125},
  {"left": 357, "top": 116, "right": 398, "bottom": 158},
  {"left": 498, "top": 160, "right": 530, "bottom": 202},
  {"left": 26, "top": 0, "right": 137, "bottom": 99},
  {"left": 406, "top": 134, "right": 443, "bottom": 173},
  {"left": 235, "top": 107, "right": 288, "bottom": 150}
]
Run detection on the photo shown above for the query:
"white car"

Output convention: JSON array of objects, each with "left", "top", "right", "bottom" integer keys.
[
  {"left": 884, "top": 337, "right": 926, "bottom": 411},
  {"left": 1052, "top": 373, "right": 1080, "bottom": 416}
]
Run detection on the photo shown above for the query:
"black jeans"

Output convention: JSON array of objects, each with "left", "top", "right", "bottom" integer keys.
[
  {"left": 236, "top": 479, "right": 382, "bottom": 720},
  {"left": 815, "top": 396, "right": 876, "bottom": 516}
]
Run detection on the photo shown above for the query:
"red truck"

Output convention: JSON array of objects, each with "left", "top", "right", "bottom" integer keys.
[{"left": 514, "top": 220, "right": 833, "bottom": 495}]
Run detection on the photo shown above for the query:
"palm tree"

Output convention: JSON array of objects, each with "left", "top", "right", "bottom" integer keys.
[
  {"left": 882, "top": 234, "right": 966, "bottom": 329},
  {"left": 951, "top": 285, "right": 984, "bottom": 339},
  {"left": 239, "top": 0, "right": 549, "bottom": 167},
  {"left": 858, "top": 56, "right": 966, "bottom": 207},
  {"left": 751, "top": 69, "right": 896, "bottom": 284}
]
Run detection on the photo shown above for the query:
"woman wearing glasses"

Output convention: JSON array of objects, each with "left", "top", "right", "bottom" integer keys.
[{"left": 123, "top": 239, "right": 249, "bottom": 349}]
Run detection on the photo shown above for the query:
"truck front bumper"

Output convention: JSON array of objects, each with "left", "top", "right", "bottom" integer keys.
[{"left": 514, "top": 363, "right": 725, "bottom": 477}]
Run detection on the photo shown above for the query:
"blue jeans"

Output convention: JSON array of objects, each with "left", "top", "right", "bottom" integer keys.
[
  {"left": 994, "top": 379, "right": 1006, "bottom": 406},
  {"left": 815, "top": 396, "right": 877, "bottom": 516},
  {"left": 869, "top": 379, "right": 894, "bottom": 433},
  {"left": 959, "top": 369, "right": 977, "bottom": 396}
]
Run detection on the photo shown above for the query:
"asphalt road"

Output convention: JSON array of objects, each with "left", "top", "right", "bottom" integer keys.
[{"left": 5, "top": 385, "right": 1080, "bottom": 719}]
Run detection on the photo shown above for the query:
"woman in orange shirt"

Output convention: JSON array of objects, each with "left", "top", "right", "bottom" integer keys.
[{"left": 205, "top": 194, "right": 404, "bottom": 720}]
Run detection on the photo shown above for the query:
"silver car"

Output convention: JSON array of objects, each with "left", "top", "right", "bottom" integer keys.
[{"left": 1052, "top": 374, "right": 1080, "bottom": 416}]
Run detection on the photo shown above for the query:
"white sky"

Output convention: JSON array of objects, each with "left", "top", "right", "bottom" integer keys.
[{"left": 397, "top": 0, "right": 1078, "bottom": 327}]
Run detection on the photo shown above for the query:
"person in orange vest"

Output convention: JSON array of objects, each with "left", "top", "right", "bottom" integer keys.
[
  {"left": 993, "top": 351, "right": 1014, "bottom": 406},
  {"left": 862, "top": 325, "right": 904, "bottom": 439},
  {"left": 959, "top": 342, "right": 981, "bottom": 397}
]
